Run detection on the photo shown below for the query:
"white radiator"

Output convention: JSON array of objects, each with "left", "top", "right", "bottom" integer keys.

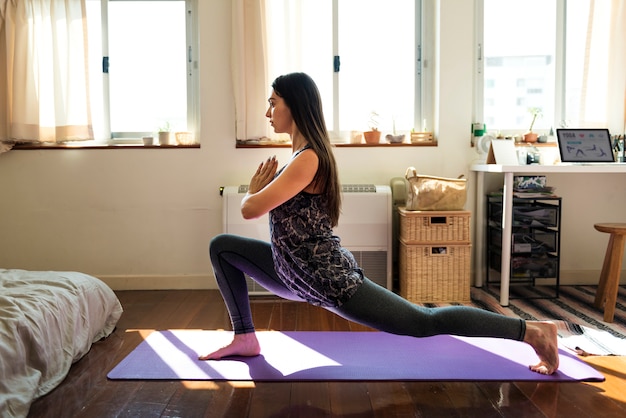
[{"left": 222, "top": 184, "right": 392, "bottom": 294}]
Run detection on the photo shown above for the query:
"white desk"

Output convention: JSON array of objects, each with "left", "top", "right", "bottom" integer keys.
[{"left": 470, "top": 163, "right": 626, "bottom": 306}]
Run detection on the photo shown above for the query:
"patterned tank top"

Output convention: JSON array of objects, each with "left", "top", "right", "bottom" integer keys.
[{"left": 269, "top": 147, "right": 364, "bottom": 307}]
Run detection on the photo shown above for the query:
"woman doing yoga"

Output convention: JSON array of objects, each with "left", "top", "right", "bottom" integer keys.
[{"left": 200, "top": 72, "right": 559, "bottom": 375}]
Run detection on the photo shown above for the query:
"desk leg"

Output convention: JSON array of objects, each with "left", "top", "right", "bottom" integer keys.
[
  {"left": 474, "top": 171, "right": 485, "bottom": 287},
  {"left": 500, "top": 172, "right": 514, "bottom": 306}
]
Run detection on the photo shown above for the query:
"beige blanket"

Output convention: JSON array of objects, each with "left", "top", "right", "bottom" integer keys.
[{"left": 0, "top": 269, "right": 123, "bottom": 418}]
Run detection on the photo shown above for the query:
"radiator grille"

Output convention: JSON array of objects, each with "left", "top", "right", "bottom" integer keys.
[{"left": 342, "top": 184, "right": 377, "bottom": 193}]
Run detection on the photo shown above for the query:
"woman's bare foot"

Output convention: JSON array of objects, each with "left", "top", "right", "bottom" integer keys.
[
  {"left": 198, "top": 332, "right": 261, "bottom": 360},
  {"left": 523, "top": 321, "right": 559, "bottom": 375}
]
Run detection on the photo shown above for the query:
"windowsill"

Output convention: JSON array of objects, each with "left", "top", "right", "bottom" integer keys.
[
  {"left": 11, "top": 143, "right": 200, "bottom": 150},
  {"left": 514, "top": 142, "right": 557, "bottom": 147},
  {"left": 236, "top": 141, "right": 438, "bottom": 148},
  {"left": 10, "top": 139, "right": 440, "bottom": 150}
]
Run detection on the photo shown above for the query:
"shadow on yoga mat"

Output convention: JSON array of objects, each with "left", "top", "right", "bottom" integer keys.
[{"left": 107, "top": 330, "right": 604, "bottom": 382}]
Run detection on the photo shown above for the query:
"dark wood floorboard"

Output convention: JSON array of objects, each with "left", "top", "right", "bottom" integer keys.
[{"left": 26, "top": 289, "right": 626, "bottom": 418}]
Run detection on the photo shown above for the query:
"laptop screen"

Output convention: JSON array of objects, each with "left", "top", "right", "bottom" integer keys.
[{"left": 556, "top": 128, "right": 615, "bottom": 163}]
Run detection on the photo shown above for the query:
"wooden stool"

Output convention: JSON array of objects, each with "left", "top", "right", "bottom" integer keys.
[{"left": 593, "top": 223, "right": 626, "bottom": 322}]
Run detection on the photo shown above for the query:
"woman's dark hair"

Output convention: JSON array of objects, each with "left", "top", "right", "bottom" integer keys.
[{"left": 271, "top": 72, "right": 341, "bottom": 227}]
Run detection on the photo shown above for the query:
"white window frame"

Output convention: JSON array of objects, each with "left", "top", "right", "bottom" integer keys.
[
  {"left": 328, "top": 0, "right": 432, "bottom": 139},
  {"left": 474, "top": 0, "right": 566, "bottom": 135},
  {"left": 97, "top": 0, "right": 199, "bottom": 144},
  {"left": 260, "top": 0, "right": 433, "bottom": 143}
]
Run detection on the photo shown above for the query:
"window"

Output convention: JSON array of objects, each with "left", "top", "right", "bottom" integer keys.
[
  {"left": 86, "top": 0, "right": 199, "bottom": 143},
  {"left": 478, "top": 0, "right": 556, "bottom": 132},
  {"left": 250, "top": 0, "right": 432, "bottom": 142},
  {"left": 477, "top": 0, "right": 621, "bottom": 133},
  {"left": 335, "top": 0, "right": 423, "bottom": 136}
]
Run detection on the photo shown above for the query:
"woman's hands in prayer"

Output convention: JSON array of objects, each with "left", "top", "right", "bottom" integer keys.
[{"left": 248, "top": 155, "right": 277, "bottom": 194}]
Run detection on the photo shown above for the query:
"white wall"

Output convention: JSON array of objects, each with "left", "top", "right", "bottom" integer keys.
[{"left": 0, "top": 0, "right": 623, "bottom": 289}]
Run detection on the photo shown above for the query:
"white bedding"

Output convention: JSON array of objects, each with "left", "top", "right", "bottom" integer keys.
[{"left": 0, "top": 269, "right": 123, "bottom": 418}]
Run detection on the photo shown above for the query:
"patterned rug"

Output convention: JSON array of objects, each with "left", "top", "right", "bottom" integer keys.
[{"left": 456, "top": 285, "right": 626, "bottom": 356}]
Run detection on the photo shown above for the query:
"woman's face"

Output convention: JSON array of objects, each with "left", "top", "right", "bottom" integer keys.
[{"left": 266, "top": 90, "right": 293, "bottom": 135}]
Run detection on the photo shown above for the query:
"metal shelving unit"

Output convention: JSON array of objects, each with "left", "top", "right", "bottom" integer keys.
[{"left": 486, "top": 195, "right": 561, "bottom": 298}]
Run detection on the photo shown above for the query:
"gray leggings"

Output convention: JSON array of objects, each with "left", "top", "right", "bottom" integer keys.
[{"left": 209, "top": 234, "right": 525, "bottom": 341}]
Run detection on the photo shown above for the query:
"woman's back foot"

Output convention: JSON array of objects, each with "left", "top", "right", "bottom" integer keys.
[{"left": 524, "top": 321, "right": 559, "bottom": 375}]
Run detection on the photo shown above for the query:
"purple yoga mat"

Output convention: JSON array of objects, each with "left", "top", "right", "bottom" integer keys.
[{"left": 107, "top": 330, "right": 604, "bottom": 382}]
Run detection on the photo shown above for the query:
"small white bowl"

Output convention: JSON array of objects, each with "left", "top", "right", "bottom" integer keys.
[{"left": 386, "top": 134, "right": 405, "bottom": 144}]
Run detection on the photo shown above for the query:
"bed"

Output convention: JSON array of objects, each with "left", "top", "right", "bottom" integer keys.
[{"left": 0, "top": 268, "right": 123, "bottom": 417}]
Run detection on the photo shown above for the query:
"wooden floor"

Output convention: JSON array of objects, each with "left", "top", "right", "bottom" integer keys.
[{"left": 28, "top": 289, "right": 626, "bottom": 417}]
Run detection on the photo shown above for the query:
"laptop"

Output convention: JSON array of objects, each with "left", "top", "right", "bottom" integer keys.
[{"left": 556, "top": 128, "right": 615, "bottom": 163}]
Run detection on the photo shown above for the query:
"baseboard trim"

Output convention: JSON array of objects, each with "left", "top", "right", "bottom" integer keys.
[
  {"left": 552, "top": 269, "right": 625, "bottom": 286},
  {"left": 99, "top": 274, "right": 217, "bottom": 290},
  {"left": 474, "top": 269, "right": 625, "bottom": 287}
]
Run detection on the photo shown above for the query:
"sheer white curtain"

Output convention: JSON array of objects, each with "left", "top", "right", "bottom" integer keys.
[
  {"left": 606, "top": 0, "right": 626, "bottom": 132},
  {"left": 579, "top": 0, "right": 626, "bottom": 132},
  {"left": 0, "top": 0, "right": 92, "bottom": 145},
  {"left": 231, "top": 0, "right": 270, "bottom": 141},
  {"left": 232, "top": 0, "right": 316, "bottom": 141}
]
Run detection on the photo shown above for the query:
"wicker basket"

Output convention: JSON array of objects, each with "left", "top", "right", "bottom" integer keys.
[
  {"left": 398, "top": 207, "right": 470, "bottom": 244},
  {"left": 399, "top": 241, "right": 471, "bottom": 303},
  {"left": 175, "top": 131, "right": 195, "bottom": 145},
  {"left": 410, "top": 132, "right": 434, "bottom": 143}
]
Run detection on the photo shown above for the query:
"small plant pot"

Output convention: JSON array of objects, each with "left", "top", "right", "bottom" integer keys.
[
  {"left": 350, "top": 131, "right": 363, "bottom": 144},
  {"left": 363, "top": 130, "right": 381, "bottom": 144},
  {"left": 523, "top": 132, "right": 538, "bottom": 143},
  {"left": 158, "top": 132, "right": 171, "bottom": 145}
]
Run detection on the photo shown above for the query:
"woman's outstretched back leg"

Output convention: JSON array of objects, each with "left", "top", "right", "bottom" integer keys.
[{"left": 330, "top": 278, "right": 559, "bottom": 374}]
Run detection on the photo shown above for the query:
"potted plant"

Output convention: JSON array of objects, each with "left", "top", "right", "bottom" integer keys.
[
  {"left": 363, "top": 111, "right": 382, "bottom": 144},
  {"left": 158, "top": 121, "right": 171, "bottom": 145},
  {"left": 523, "top": 107, "right": 542, "bottom": 143}
]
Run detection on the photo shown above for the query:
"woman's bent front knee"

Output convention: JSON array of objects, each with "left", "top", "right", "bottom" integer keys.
[{"left": 210, "top": 233, "right": 249, "bottom": 257}]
